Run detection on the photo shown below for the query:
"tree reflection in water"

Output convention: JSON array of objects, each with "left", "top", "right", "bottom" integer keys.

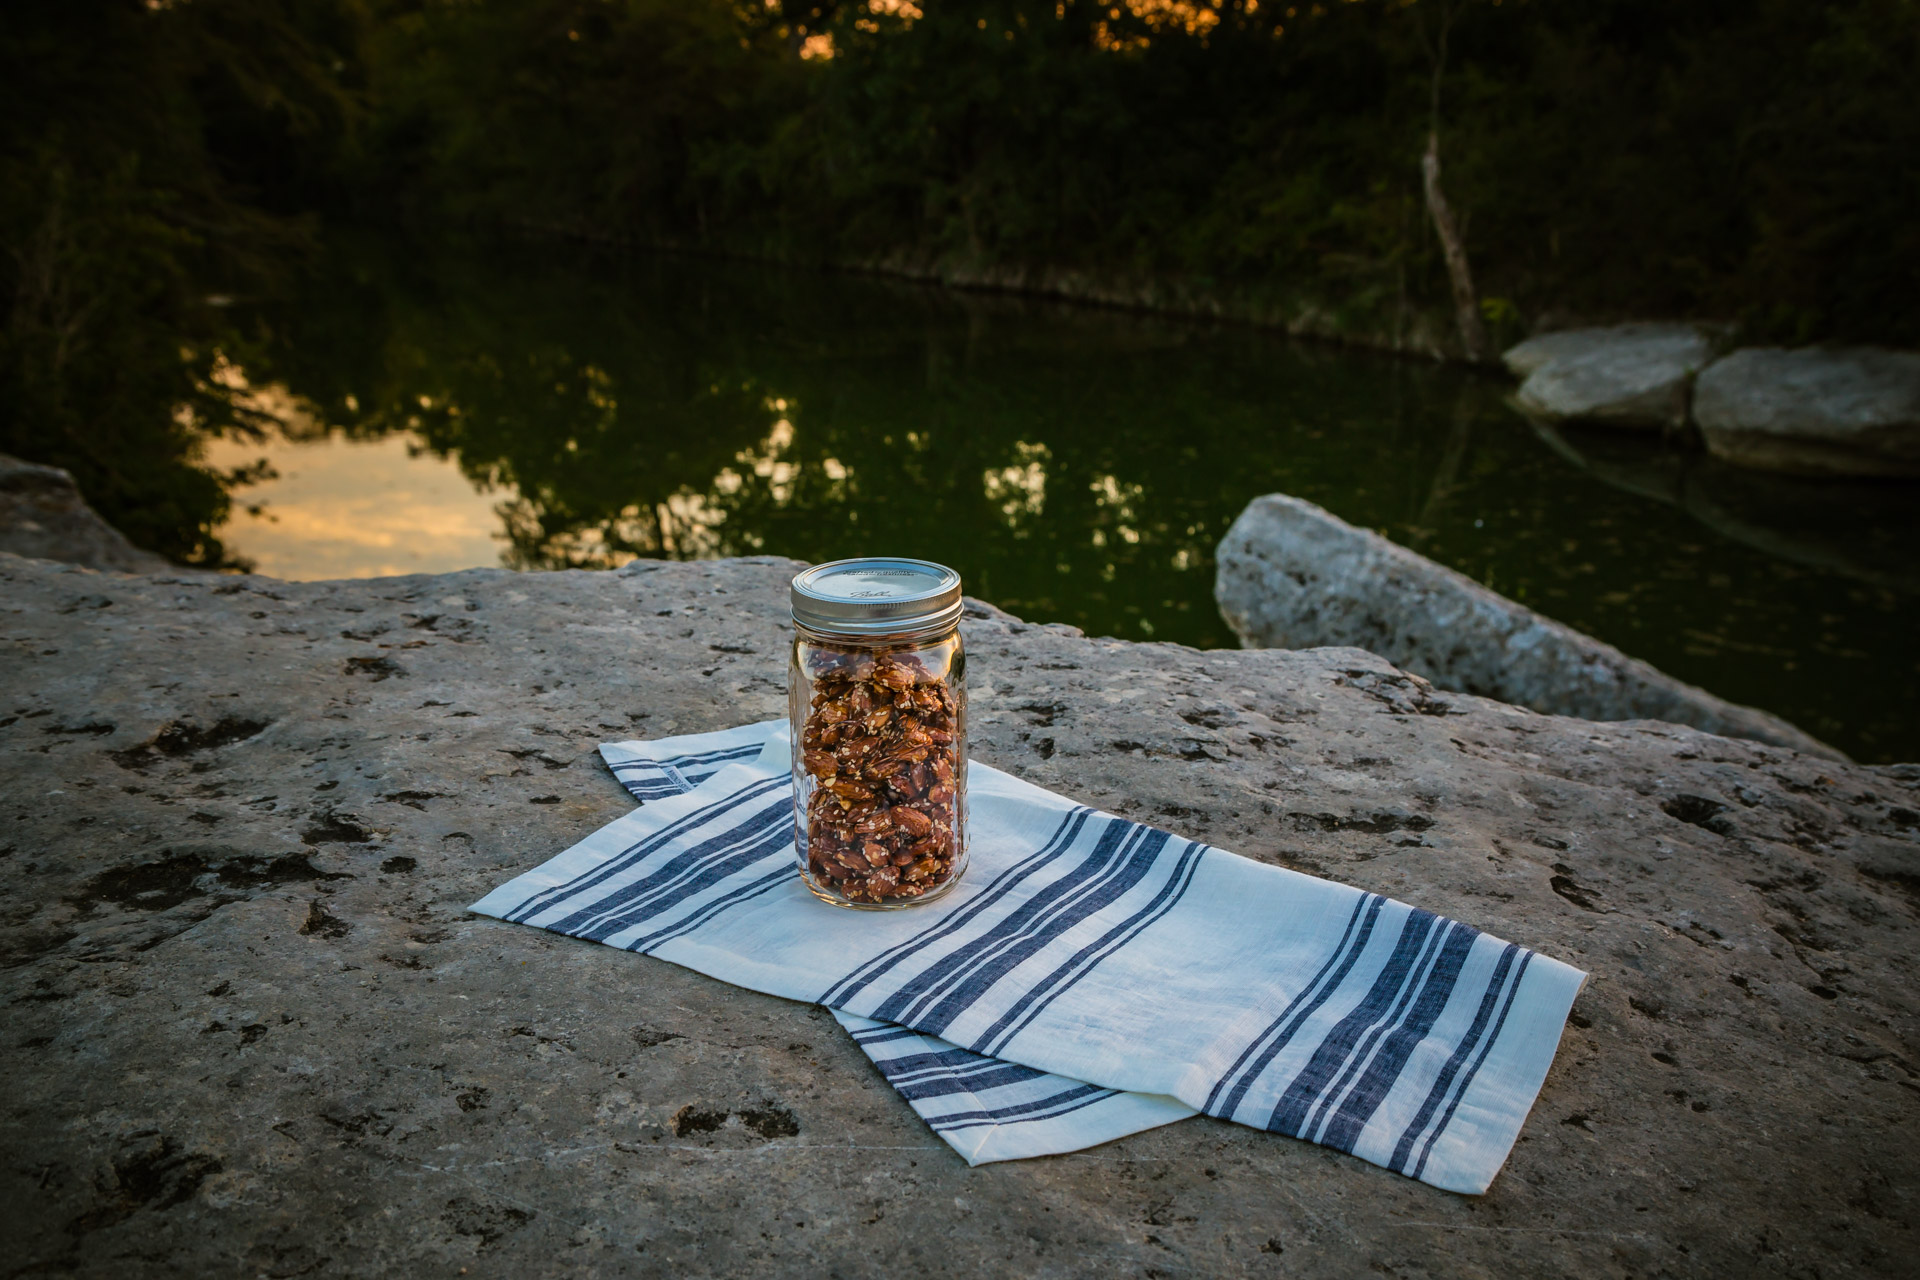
[{"left": 236, "top": 232, "right": 1918, "bottom": 762}]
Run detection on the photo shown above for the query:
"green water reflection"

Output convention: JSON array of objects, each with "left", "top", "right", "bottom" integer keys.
[{"left": 254, "top": 233, "right": 1919, "bottom": 762}]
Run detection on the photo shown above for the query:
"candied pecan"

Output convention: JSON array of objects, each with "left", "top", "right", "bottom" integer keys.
[
  {"left": 872, "top": 659, "right": 918, "bottom": 691},
  {"left": 799, "top": 641, "right": 961, "bottom": 904},
  {"left": 892, "top": 806, "right": 934, "bottom": 838}
]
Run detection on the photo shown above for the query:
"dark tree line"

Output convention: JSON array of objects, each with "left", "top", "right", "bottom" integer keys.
[{"left": 3, "top": 0, "right": 1916, "bottom": 561}]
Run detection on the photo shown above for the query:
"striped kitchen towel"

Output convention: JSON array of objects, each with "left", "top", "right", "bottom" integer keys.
[
  {"left": 604, "top": 725, "right": 1198, "bottom": 1165},
  {"left": 475, "top": 720, "right": 1585, "bottom": 1193}
]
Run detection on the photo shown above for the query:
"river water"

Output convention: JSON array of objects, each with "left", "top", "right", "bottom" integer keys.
[{"left": 217, "top": 233, "right": 1920, "bottom": 762}]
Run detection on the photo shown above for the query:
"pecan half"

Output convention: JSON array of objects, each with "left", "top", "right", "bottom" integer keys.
[{"left": 799, "top": 642, "right": 960, "bottom": 902}]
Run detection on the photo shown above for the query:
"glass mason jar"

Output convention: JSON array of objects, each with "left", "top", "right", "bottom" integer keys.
[{"left": 789, "top": 558, "right": 968, "bottom": 909}]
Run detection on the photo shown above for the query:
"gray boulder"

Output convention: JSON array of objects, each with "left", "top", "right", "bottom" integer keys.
[
  {"left": 1215, "top": 493, "right": 1842, "bottom": 760},
  {"left": 1694, "top": 346, "right": 1920, "bottom": 477},
  {"left": 2, "top": 552, "right": 1916, "bottom": 1276},
  {"left": 1505, "top": 324, "right": 1716, "bottom": 430},
  {"left": 0, "top": 452, "right": 171, "bottom": 572}
]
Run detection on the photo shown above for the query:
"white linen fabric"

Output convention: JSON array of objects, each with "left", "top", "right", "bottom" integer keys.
[
  {"left": 604, "top": 726, "right": 1199, "bottom": 1165},
  {"left": 475, "top": 720, "right": 1585, "bottom": 1193}
]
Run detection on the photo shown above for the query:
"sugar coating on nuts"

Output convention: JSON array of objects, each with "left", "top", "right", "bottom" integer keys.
[{"left": 800, "top": 649, "right": 959, "bottom": 903}]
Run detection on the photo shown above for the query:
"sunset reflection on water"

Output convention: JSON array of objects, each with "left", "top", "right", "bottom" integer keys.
[{"left": 204, "top": 430, "right": 508, "bottom": 580}]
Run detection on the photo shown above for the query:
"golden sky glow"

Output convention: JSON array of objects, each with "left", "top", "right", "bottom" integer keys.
[{"left": 203, "top": 430, "right": 508, "bottom": 580}]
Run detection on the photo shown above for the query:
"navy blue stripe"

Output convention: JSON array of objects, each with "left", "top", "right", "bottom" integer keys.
[
  {"left": 1298, "top": 916, "right": 1454, "bottom": 1143},
  {"left": 555, "top": 804, "right": 793, "bottom": 939},
  {"left": 884, "top": 1053, "right": 1042, "bottom": 1085},
  {"left": 886, "top": 1056, "right": 1043, "bottom": 1087},
  {"left": 850, "top": 1027, "right": 924, "bottom": 1048},
  {"left": 1318, "top": 922, "right": 1480, "bottom": 1153},
  {"left": 869, "top": 1047, "right": 997, "bottom": 1078},
  {"left": 624, "top": 864, "right": 796, "bottom": 954},
  {"left": 867, "top": 819, "right": 1146, "bottom": 1028},
  {"left": 818, "top": 807, "right": 1093, "bottom": 1008},
  {"left": 611, "top": 743, "right": 762, "bottom": 771},
  {"left": 596, "top": 821, "right": 795, "bottom": 944},
  {"left": 506, "top": 773, "right": 787, "bottom": 922},
  {"left": 1411, "top": 951, "right": 1533, "bottom": 1180},
  {"left": 1387, "top": 943, "right": 1521, "bottom": 1174},
  {"left": 508, "top": 779, "right": 764, "bottom": 921},
  {"left": 1267, "top": 909, "right": 1441, "bottom": 1137},
  {"left": 1199, "top": 892, "right": 1371, "bottom": 1117},
  {"left": 925, "top": 1084, "right": 1115, "bottom": 1131},
  {"left": 873, "top": 819, "right": 1162, "bottom": 1034},
  {"left": 896, "top": 1063, "right": 1055, "bottom": 1101},
  {"left": 905, "top": 822, "right": 1166, "bottom": 1033},
  {"left": 550, "top": 797, "right": 791, "bottom": 937},
  {"left": 975, "top": 837, "right": 1207, "bottom": 1058},
  {"left": 611, "top": 745, "right": 761, "bottom": 804},
  {"left": 1207, "top": 894, "right": 1386, "bottom": 1121}
]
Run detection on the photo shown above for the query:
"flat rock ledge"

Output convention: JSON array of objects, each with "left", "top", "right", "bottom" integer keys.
[
  {"left": 3, "top": 552, "right": 1916, "bottom": 1278},
  {"left": 0, "top": 453, "right": 171, "bottom": 574},
  {"left": 1214, "top": 493, "right": 1842, "bottom": 761},
  {"left": 1695, "top": 347, "right": 1920, "bottom": 478},
  {"left": 1502, "top": 331, "right": 1920, "bottom": 478},
  {"left": 1507, "top": 323, "right": 1716, "bottom": 431}
]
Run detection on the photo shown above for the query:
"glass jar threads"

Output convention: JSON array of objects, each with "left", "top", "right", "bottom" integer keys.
[{"left": 789, "top": 559, "right": 968, "bottom": 909}]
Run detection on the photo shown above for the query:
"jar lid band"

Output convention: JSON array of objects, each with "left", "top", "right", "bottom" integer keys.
[{"left": 790, "top": 558, "right": 963, "bottom": 637}]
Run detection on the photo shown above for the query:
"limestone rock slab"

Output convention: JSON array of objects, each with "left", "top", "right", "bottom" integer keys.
[
  {"left": 1694, "top": 346, "right": 1920, "bottom": 477},
  {"left": 1506, "top": 324, "right": 1715, "bottom": 430},
  {"left": 0, "top": 453, "right": 171, "bottom": 573},
  {"left": 1215, "top": 493, "right": 1841, "bottom": 759},
  {"left": 2, "top": 552, "right": 1915, "bottom": 1276}
]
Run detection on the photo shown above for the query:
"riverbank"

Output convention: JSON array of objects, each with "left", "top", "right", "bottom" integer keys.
[{"left": 4, "top": 550, "right": 1916, "bottom": 1273}]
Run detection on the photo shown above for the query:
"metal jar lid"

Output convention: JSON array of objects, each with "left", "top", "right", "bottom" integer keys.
[{"left": 790, "top": 558, "right": 963, "bottom": 638}]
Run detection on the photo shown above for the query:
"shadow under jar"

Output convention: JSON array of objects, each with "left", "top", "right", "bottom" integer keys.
[{"left": 790, "top": 559, "right": 968, "bottom": 909}]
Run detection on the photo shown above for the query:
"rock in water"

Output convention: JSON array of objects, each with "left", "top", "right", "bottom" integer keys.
[
  {"left": 1694, "top": 346, "right": 1920, "bottom": 477},
  {"left": 0, "top": 452, "right": 171, "bottom": 572},
  {"left": 1505, "top": 324, "right": 1716, "bottom": 430},
  {"left": 1215, "top": 493, "right": 1841, "bottom": 760},
  {"left": 4, "top": 553, "right": 1914, "bottom": 1275}
]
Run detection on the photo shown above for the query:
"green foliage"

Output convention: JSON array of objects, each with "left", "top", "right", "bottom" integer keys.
[
  {"left": 360, "top": 0, "right": 1920, "bottom": 343},
  {"left": 0, "top": 0, "right": 360, "bottom": 563},
  {"left": 6, "top": 0, "right": 1917, "bottom": 563},
  {"left": 363, "top": 0, "right": 800, "bottom": 240}
]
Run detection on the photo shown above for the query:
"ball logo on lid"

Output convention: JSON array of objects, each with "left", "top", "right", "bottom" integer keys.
[{"left": 827, "top": 570, "right": 929, "bottom": 599}]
